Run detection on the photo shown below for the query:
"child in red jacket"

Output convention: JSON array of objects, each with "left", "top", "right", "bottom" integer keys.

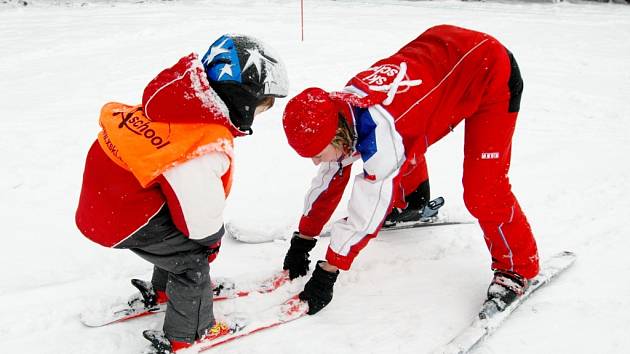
[
  {"left": 76, "top": 34, "right": 288, "bottom": 353},
  {"left": 281, "top": 25, "right": 539, "bottom": 317}
]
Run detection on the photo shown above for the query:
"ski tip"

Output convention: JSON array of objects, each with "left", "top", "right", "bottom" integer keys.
[
  {"left": 79, "top": 316, "right": 104, "bottom": 328},
  {"left": 281, "top": 296, "right": 310, "bottom": 319},
  {"left": 553, "top": 250, "right": 577, "bottom": 263}
]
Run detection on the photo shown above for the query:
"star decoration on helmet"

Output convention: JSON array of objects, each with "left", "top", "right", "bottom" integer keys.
[
  {"left": 203, "top": 38, "right": 230, "bottom": 65},
  {"left": 242, "top": 48, "right": 273, "bottom": 80},
  {"left": 218, "top": 63, "right": 233, "bottom": 80}
]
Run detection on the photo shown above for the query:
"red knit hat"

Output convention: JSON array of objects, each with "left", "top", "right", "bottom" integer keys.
[
  {"left": 283, "top": 87, "right": 388, "bottom": 157},
  {"left": 283, "top": 87, "right": 339, "bottom": 157}
]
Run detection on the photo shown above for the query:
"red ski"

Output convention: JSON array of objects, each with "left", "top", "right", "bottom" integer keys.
[
  {"left": 198, "top": 295, "right": 307, "bottom": 352},
  {"left": 142, "top": 295, "right": 309, "bottom": 353},
  {"left": 80, "top": 270, "right": 290, "bottom": 327}
]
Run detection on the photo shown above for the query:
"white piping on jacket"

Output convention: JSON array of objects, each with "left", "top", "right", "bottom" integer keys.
[{"left": 396, "top": 38, "right": 489, "bottom": 122}]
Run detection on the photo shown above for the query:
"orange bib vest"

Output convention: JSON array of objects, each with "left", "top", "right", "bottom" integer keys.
[{"left": 97, "top": 102, "right": 234, "bottom": 194}]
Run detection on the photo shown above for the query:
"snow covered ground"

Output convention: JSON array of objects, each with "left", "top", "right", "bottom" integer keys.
[{"left": 1, "top": 0, "right": 629, "bottom": 353}]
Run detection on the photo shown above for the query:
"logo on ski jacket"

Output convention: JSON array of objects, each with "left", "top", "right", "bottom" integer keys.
[
  {"left": 115, "top": 107, "right": 171, "bottom": 149},
  {"left": 358, "top": 64, "right": 414, "bottom": 94}
]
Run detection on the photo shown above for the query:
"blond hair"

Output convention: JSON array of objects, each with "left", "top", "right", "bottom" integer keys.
[
  {"left": 258, "top": 96, "right": 275, "bottom": 109},
  {"left": 330, "top": 114, "right": 354, "bottom": 155}
]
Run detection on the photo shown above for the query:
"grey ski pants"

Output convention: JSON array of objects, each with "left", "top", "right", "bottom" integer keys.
[{"left": 118, "top": 206, "right": 219, "bottom": 343}]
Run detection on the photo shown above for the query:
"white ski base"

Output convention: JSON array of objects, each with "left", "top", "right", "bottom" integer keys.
[
  {"left": 434, "top": 251, "right": 577, "bottom": 354},
  {"left": 225, "top": 218, "right": 473, "bottom": 244}
]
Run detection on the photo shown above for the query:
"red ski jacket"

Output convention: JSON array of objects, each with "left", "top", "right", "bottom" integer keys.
[
  {"left": 298, "top": 25, "right": 518, "bottom": 269},
  {"left": 76, "top": 54, "right": 239, "bottom": 247}
]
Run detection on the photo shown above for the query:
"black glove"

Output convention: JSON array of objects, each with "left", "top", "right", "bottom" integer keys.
[
  {"left": 283, "top": 232, "right": 317, "bottom": 280},
  {"left": 299, "top": 261, "right": 339, "bottom": 315}
]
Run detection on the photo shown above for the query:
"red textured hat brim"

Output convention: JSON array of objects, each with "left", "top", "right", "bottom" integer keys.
[{"left": 283, "top": 87, "right": 339, "bottom": 158}]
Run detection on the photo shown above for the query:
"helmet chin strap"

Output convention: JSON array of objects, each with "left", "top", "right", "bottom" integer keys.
[
  {"left": 212, "top": 82, "right": 258, "bottom": 136},
  {"left": 239, "top": 127, "right": 253, "bottom": 135},
  {"left": 228, "top": 107, "right": 254, "bottom": 136}
]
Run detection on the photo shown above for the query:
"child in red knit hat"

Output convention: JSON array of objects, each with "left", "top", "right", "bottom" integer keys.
[{"left": 282, "top": 25, "right": 539, "bottom": 317}]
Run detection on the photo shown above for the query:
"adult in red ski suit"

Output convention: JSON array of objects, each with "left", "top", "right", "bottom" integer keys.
[
  {"left": 75, "top": 35, "right": 288, "bottom": 351},
  {"left": 281, "top": 25, "right": 539, "bottom": 315}
]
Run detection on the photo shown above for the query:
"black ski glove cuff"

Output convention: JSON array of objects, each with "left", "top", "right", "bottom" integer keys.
[
  {"left": 283, "top": 232, "right": 317, "bottom": 280},
  {"left": 299, "top": 261, "right": 339, "bottom": 315}
]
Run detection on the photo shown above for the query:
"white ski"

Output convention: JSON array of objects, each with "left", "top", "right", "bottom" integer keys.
[
  {"left": 434, "top": 251, "right": 577, "bottom": 354},
  {"left": 226, "top": 218, "right": 472, "bottom": 243},
  {"left": 226, "top": 197, "right": 473, "bottom": 243}
]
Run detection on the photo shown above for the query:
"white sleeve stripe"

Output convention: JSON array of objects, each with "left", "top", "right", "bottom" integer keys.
[
  {"left": 303, "top": 153, "right": 359, "bottom": 216},
  {"left": 345, "top": 180, "right": 393, "bottom": 254},
  {"left": 329, "top": 106, "right": 405, "bottom": 257},
  {"left": 375, "top": 105, "right": 406, "bottom": 167},
  {"left": 163, "top": 152, "right": 229, "bottom": 239},
  {"left": 365, "top": 176, "right": 392, "bottom": 231},
  {"left": 303, "top": 163, "right": 336, "bottom": 215},
  {"left": 330, "top": 174, "right": 398, "bottom": 256}
]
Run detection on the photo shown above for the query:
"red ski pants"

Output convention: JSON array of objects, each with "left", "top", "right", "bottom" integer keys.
[
  {"left": 462, "top": 100, "right": 539, "bottom": 279},
  {"left": 400, "top": 115, "right": 539, "bottom": 279},
  {"left": 397, "top": 46, "right": 539, "bottom": 279}
]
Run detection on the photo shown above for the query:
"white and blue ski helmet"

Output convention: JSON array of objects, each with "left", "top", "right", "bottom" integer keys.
[{"left": 202, "top": 35, "right": 288, "bottom": 134}]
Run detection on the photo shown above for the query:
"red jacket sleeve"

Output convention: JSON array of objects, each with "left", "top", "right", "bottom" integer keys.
[{"left": 298, "top": 160, "right": 353, "bottom": 237}]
